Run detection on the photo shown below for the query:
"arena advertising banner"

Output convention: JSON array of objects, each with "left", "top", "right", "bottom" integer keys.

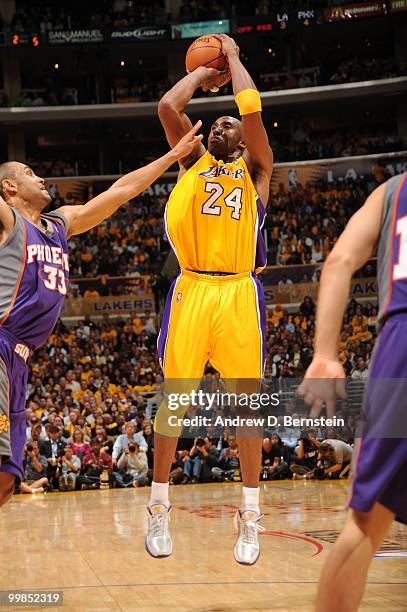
[
  {"left": 110, "top": 26, "right": 169, "bottom": 41},
  {"left": 47, "top": 29, "right": 104, "bottom": 44},
  {"left": 171, "top": 19, "right": 230, "bottom": 39},
  {"left": 63, "top": 294, "right": 154, "bottom": 317},
  {"left": 270, "top": 153, "right": 407, "bottom": 193},
  {"left": 235, "top": 17, "right": 274, "bottom": 33},
  {"left": 389, "top": 0, "right": 407, "bottom": 11},
  {"left": 63, "top": 278, "right": 375, "bottom": 314},
  {"left": 263, "top": 278, "right": 377, "bottom": 304},
  {"left": 49, "top": 176, "right": 176, "bottom": 201},
  {"left": 46, "top": 178, "right": 92, "bottom": 203},
  {"left": 325, "top": 2, "right": 386, "bottom": 21}
]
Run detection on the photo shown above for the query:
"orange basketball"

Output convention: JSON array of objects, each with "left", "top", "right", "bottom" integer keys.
[{"left": 185, "top": 35, "right": 226, "bottom": 72}]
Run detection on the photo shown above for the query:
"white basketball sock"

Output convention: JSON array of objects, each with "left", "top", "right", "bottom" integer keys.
[
  {"left": 241, "top": 486, "right": 260, "bottom": 515},
  {"left": 150, "top": 481, "right": 170, "bottom": 508}
]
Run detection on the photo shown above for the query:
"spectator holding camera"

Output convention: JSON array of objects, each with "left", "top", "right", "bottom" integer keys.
[
  {"left": 114, "top": 442, "right": 148, "bottom": 488},
  {"left": 56, "top": 446, "right": 81, "bottom": 491},
  {"left": 21, "top": 442, "right": 48, "bottom": 494},
  {"left": 200, "top": 437, "right": 220, "bottom": 482},
  {"left": 181, "top": 436, "right": 219, "bottom": 484},
  {"left": 181, "top": 437, "right": 206, "bottom": 484},
  {"left": 112, "top": 422, "right": 147, "bottom": 466},
  {"left": 261, "top": 437, "right": 281, "bottom": 481},
  {"left": 77, "top": 438, "right": 113, "bottom": 490},
  {"left": 212, "top": 435, "right": 240, "bottom": 482},
  {"left": 316, "top": 440, "right": 353, "bottom": 480},
  {"left": 40, "top": 424, "right": 66, "bottom": 459},
  {"left": 168, "top": 451, "right": 188, "bottom": 485},
  {"left": 291, "top": 429, "right": 320, "bottom": 478}
]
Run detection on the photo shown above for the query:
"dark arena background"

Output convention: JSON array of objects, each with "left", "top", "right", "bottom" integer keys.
[{"left": 0, "top": 1, "right": 406, "bottom": 611}]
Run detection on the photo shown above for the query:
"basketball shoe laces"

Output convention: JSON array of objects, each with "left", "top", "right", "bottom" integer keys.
[
  {"left": 150, "top": 511, "right": 169, "bottom": 538},
  {"left": 241, "top": 514, "right": 265, "bottom": 544}
]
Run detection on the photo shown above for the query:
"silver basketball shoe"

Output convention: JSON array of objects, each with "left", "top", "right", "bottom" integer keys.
[
  {"left": 233, "top": 510, "right": 265, "bottom": 565},
  {"left": 145, "top": 504, "right": 173, "bottom": 558}
]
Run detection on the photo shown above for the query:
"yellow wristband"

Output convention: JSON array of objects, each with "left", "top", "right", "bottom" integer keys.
[{"left": 235, "top": 88, "right": 262, "bottom": 116}]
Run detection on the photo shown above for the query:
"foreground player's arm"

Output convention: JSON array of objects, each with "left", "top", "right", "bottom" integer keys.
[
  {"left": 217, "top": 34, "right": 273, "bottom": 204},
  {"left": 55, "top": 122, "right": 203, "bottom": 237},
  {"left": 158, "top": 68, "right": 222, "bottom": 167},
  {"left": 0, "top": 195, "right": 15, "bottom": 245},
  {"left": 298, "top": 182, "right": 386, "bottom": 411}
]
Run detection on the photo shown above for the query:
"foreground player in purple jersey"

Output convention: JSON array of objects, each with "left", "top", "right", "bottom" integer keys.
[
  {"left": 298, "top": 172, "right": 407, "bottom": 612},
  {"left": 0, "top": 121, "right": 203, "bottom": 508}
]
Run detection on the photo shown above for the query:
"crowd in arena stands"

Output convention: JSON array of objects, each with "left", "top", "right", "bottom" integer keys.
[
  {"left": 34, "top": 174, "right": 383, "bottom": 287},
  {"left": 272, "top": 124, "right": 403, "bottom": 162},
  {"left": 15, "top": 87, "right": 83, "bottom": 107},
  {"left": 111, "top": 77, "right": 173, "bottom": 105},
  {"left": 10, "top": 1, "right": 168, "bottom": 32},
  {"left": 264, "top": 297, "right": 377, "bottom": 379},
  {"left": 6, "top": 0, "right": 343, "bottom": 33},
  {"left": 25, "top": 122, "right": 402, "bottom": 181},
  {"left": 12, "top": 55, "right": 405, "bottom": 110},
  {"left": 65, "top": 194, "right": 168, "bottom": 278},
  {"left": 269, "top": 177, "right": 370, "bottom": 265},
  {"left": 329, "top": 56, "right": 405, "bottom": 85},
  {"left": 21, "top": 296, "right": 363, "bottom": 494},
  {"left": 28, "top": 158, "right": 98, "bottom": 178},
  {"left": 259, "top": 57, "right": 406, "bottom": 92}
]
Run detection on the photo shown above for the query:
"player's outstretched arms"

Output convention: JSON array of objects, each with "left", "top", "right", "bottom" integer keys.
[
  {"left": 55, "top": 121, "right": 203, "bottom": 238},
  {"left": 217, "top": 34, "right": 273, "bottom": 206},
  {"left": 158, "top": 66, "right": 224, "bottom": 167},
  {"left": 297, "top": 182, "right": 386, "bottom": 415},
  {"left": 0, "top": 195, "right": 16, "bottom": 246}
]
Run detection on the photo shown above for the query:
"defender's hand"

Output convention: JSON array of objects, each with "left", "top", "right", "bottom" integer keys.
[
  {"left": 297, "top": 355, "right": 347, "bottom": 417},
  {"left": 171, "top": 120, "right": 203, "bottom": 160}
]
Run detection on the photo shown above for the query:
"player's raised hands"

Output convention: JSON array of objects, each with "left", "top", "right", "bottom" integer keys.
[
  {"left": 215, "top": 34, "right": 240, "bottom": 59},
  {"left": 171, "top": 120, "right": 203, "bottom": 159},
  {"left": 297, "top": 355, "right": 347, "bottom": 418},
  {"left": 193, "top": 66, "right": 231, "bottom": 92}
]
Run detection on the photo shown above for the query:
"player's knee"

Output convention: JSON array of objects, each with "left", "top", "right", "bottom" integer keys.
[
  {"left": 350, "top": 503, "right": 395, "bottom": 546},
  {"left": 350, "top": 509, "right": 372, "bottom": 531},
  {"left": 0, "top": 475, "right": 16, "bottom": 507}
]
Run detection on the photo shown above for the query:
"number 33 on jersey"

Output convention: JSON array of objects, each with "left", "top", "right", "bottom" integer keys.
[{"left": 165, "top": 150, "right": 267, "bottom": 274}]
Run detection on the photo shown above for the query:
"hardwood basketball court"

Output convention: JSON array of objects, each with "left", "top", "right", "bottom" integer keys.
[{"left": 1, "top": 481, "right": 406, "bottom": 611}]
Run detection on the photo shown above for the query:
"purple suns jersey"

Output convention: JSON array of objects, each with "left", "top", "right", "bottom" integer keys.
[
  {"left": 378, "top": 172, "right": 407, "bottom": 323},
  {"left": 0, "top": 208, "right": 69, "bottom": 350}
]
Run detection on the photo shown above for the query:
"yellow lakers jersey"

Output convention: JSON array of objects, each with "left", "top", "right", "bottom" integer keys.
[{"left": 165, "top": 150, "right": 267, "bottom": 273}]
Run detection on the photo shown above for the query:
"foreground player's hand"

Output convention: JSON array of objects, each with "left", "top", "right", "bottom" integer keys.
[
  {"left": 297, "top": 355, "right": 347, "bottom": 418},
  {"left": 215, "top": 34, "right": 240, "bottom": 59},
  {"left": 171, "top": 120, "right": 203, "bottom": 159}
]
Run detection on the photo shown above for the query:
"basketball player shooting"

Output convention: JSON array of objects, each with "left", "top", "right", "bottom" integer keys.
[
  {"left": 298, "top": 173, "right": 407, "bottom": 611},
  {"left": 147, "top": 34, "right": 273, "bottom": 564},
  {"left": 0, "top": 123, "right": 203, "bottom": 509}
]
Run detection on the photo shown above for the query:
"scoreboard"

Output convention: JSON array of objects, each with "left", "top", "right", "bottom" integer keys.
[{"left": 10, "top": 33, "right": 40, "bottom": 47}]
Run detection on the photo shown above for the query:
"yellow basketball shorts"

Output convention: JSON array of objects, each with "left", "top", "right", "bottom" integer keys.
[{"left": 157, "top": 269, "right": 266, "bottom": 379}]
